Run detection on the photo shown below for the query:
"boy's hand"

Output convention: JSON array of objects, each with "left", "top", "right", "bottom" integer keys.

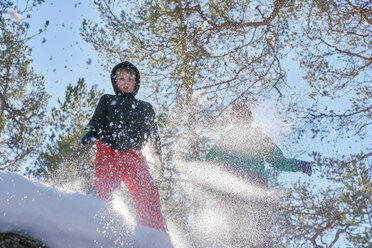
[
  {"left": 81, "top": 125, "right": 98, "bottom": 145},
  {"left": 296, "top": 161, "right": 312, "bottom": 176}
]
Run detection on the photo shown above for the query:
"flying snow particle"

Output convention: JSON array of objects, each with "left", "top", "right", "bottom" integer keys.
[
  {"left": 7, "top": 9, "right": 22, "bottom": 23},
  {"left": 187, "top": 12, "right": 201, "bottom": 24},
  {"left": 169, "top": 3, "right": 177, "bottom": 11}
]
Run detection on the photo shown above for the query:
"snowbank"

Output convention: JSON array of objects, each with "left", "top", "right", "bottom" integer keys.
[{"left": 0, "top": 172, "right": 172, "bottom": 248}]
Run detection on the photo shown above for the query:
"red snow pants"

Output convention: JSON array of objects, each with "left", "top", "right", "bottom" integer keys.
[{"left": 95, "top": 140, "right": 165, "bottom": 231}]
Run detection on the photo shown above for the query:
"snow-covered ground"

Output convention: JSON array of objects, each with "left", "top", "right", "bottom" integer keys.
[{"left": 0, "top": 171, "right": 172, "bottom": 248}]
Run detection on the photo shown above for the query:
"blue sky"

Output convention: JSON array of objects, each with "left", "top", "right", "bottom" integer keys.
[
  {"left": 20, "top": 0, "right": 367, "bottom": 159},
  {"left": 20, "top": 1, "right": 326, "bottom": 157},
  {"left": 23, "top": 0, "right": 108, "bottom": 106},
  {"left": 23, "top": 1, "right": 309, "bottom": 107}
]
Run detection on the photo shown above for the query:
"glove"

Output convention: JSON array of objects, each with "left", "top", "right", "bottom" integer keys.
[
  {"left": 296, "top": 161, "right": 312, "bottom": 176},
  {"left": 81, "top": 125, "right": 98, "bottom": 145}
]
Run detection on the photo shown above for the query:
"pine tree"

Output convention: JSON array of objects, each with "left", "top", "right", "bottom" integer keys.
[
  {"left": 31, "top": 79, "right": 102, "bottom": 194},
  {"left": 81, "top": 0, "right": 371, "bottom": 246},
  {"left": 81, "top": 0, "right": 290, "bottom": 154},
  {"left": 273, "top": 1, "right": 371, "bottom": 247},
  {"left": 0, "top": 0, "right": 49, "bottom": 171},
  {"left": 81, "top": 0, "right": 291, "bottom": 236}
]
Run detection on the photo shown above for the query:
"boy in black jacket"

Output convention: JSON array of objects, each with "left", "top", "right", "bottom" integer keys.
[{"left": 81, "top": 61, "right": 165, "bottom": 231}]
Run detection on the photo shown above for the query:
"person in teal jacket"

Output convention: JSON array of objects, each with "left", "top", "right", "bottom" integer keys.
[{"left": 205, "top": 103, "right": 312, "bottom": 247}]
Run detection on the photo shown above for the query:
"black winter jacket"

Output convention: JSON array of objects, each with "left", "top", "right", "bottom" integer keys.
[{"left": 87, "top": 62, "right": 162, "bottom": 159}]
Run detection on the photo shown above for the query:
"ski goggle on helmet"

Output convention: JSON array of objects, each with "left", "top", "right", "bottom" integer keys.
[{"left": 229, "top": 103, "right": 253, "bottom": 124}]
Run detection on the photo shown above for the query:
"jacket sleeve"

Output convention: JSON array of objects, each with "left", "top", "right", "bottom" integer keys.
[
  {"left": 87, "top": 95, "right": 107, "bottom": 134},
  {"left": 262, "top": 134, "right": 299, "bottom": 172}
]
